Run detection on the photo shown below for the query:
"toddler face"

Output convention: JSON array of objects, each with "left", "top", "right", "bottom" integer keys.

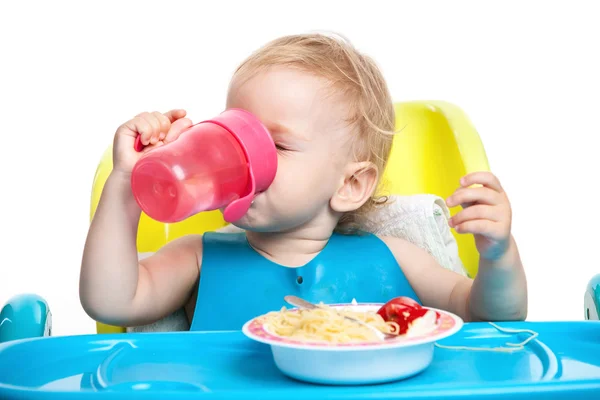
[{"left": 226, "top": 66, "right": 354, "bottom": 233}]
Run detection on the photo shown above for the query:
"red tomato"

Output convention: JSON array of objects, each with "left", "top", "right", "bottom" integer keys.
[
  {"left": 381, "top": 296, "right": 421, "bottom": 310},
  {"left": 376, "top": 296, "right": 421, "bottom": 319},
  {"left": 377, "top": 297, "right": 439, "bottom": 334}
]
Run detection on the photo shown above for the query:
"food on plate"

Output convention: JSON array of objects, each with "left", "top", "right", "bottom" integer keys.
[
  {"left": 376, "top": 296, "right": 441, "bottom": 335},
  {"left": 259, "top": 305, "right": 396, "bottom": 344},
  {"left": 258, "top": 297, "right": 439, "bottom": 344}
]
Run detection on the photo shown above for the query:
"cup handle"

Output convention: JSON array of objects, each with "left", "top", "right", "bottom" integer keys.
[{"left": 134, "top": 135, "right": 145, "bottom": 152}]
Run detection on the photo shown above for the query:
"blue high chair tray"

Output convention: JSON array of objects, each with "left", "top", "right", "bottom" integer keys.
[{"left": 1, "top": 321, "right": 600, "bottom": 399}]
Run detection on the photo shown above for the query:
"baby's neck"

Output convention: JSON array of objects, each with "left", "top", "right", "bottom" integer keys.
[{"left": 245, "top": 225, "right": 335, "bottom": 268}]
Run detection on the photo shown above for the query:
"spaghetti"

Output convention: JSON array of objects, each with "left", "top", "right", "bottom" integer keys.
[
  {"left": 434, "top": 322, "right": 539, "bottom": 353},
  {"left": 258, "top": 304, "right": 402, "bottom": 344}
]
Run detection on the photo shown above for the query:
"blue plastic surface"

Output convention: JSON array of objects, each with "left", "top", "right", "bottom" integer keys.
[
  {"left": 0, "top": 294, "right": 51, "bottom": 343},
  {"left": 192, "top": 232, "right": 420, "bottom": 331},
  {"left": 1, "top": 321, "right": 600, "bottom": 399}
]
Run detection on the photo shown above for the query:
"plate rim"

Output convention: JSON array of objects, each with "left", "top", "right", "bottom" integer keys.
[{"left": 241, "top": 303, "right": 464, "bottom": 352}]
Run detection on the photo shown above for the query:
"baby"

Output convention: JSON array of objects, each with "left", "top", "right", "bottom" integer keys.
[{"left": 80, "top": 33, "right": 527, "bottom": 331}]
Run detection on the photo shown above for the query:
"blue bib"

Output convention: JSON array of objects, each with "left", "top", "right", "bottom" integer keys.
[{"left": 190, "top": 232, "right": 419, "bottom": 331}]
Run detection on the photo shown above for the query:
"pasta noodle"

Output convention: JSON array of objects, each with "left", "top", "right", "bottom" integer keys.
[
  {"left": 434, "top": 322, "right": 539, "bottom": 353},
  {"left": 259, "top": 304, "right": 401, "bottom": 344}
]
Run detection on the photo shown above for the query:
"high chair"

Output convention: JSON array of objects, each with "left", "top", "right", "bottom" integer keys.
[
  {"left": 4, "top": 102, "right": 600, "bottom": 400},
  {"left": 1, "top": 101, "right": 492, "bottom": 341}
]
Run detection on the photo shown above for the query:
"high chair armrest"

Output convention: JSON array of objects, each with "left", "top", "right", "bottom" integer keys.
[
  {"left": 585, "top": 274, "right": 600, "bottom": 320},
  {"left": 0, "top": 294, "right": 51, "bottom": 343}
]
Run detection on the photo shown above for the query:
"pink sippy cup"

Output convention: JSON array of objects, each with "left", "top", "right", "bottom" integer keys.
[{"left": 130, "top": 109, "right": 277, "bottom": 223}]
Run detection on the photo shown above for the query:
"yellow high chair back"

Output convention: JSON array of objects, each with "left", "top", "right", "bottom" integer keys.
[
  {"left": 381, "top": 101, "right": 490, "bottom": 277},
  {"left": 90, "top": 101, "right": 489, "bottom": 334}
]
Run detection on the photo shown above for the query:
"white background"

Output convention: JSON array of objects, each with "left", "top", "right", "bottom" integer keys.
[{"left": 1, "top": 0, "right": 599, "bottom": 336}]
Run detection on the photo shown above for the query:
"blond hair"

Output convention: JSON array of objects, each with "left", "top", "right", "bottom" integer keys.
[{"left": 232, "top": 33, "right": 396, "bottom": 234}]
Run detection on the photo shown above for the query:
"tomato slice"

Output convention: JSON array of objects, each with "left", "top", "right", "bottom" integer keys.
[
  {"left": 376, "top": 296, "right": 420, "bottom": 319},
  {"left": 382, "top": 296, "right": 421, "bottom": 310},
  {"left": 377, "top": 296, "right": 440, "bottom": 334}
]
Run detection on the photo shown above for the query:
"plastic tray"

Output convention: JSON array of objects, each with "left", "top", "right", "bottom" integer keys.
[{"left": 1, "top": 321, "right": 600, "bottom": 399}]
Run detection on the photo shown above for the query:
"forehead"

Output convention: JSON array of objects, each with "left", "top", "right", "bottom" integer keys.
[{"left": 226, "top": 66, "right": 350, "bottom": 140}]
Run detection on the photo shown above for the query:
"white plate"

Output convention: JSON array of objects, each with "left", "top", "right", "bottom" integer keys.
[{"left": 242, "top": 303, "right": 464, "bottom": 385}]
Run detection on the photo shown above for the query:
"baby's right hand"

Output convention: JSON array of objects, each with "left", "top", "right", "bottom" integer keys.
[{"left": 112, "top": 109, "right": 193, "bottom": 174}]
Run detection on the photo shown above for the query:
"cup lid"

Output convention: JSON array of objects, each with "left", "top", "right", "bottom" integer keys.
[{"left": 207, "top": 109, "right": 278, "bottom": 222}]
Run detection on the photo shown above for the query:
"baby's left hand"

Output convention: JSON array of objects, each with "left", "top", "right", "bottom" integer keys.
[{"left": 446, "top": 171, "right": 512, "bottom": 261}]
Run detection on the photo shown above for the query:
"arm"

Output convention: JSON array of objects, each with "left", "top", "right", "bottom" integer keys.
[
  {"left": 447, "top": 171, "right": 527, "bottom": 321},
  {"left": 381, "top": 172, "right": 527, "bottom": 322},
  {"left": 469, "top": 235, "right": 527, "bottom": 321},
  {"left": 382, "top": 235, "right": 526, "bottom": 322},
  {"left": 79, "top": 171, "right": 202, "bottom": 327},
  {"left": 380, "top": 235, "right": 473, "bottom": 321},
  {"left": 80, "top": 109, "right": 199, "bottom": 327}
]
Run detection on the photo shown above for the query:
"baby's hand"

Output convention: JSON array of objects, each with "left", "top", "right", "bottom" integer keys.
[
  {"left": 446, "top": 171, "right": 512, "bottom": 261},
  {"left": 112, "top": 109, "right": 193, "bottom": 175}
]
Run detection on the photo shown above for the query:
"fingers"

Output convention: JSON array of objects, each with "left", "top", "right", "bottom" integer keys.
[
  {"left": 152, "top": 111, "right": 171, "bottom": 141},
  {"left": 164, "top": 117, "right": 193, "bottom": 143},
  {"left": 124, "top": 109, "right": 188, "bottom": 146},
  {"left": 123, "top": 117, "right": 153, "bottom": 145},
  {"left": 164, "top": 109, "right": 187, "bottom": 123},
  {"left": 449, "top": 205, "right": 499, "bottom": 228},
  {"left": 460, "top": 171, "right": 503, "bottom": 193},
  {"left": 135, "top": 112, "right": 162, "bottom": 145},
  {"left": 452, "top": 219, "right": 501, "bottom": 236},
  {"left": 447, "top": 172, "right": 513, "bottom": 253},
  {"left": 446, "top": 187, "right": 501, "bottom": 208}
]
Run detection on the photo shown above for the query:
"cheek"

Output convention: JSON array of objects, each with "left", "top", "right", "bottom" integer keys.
[
  {"left": 271, "top": 157, "right": 321, "bottom": 191},
  {"left": 280, "top": 167, "right": 337, "bottom": 207},
  {"left": 269, "top": 164, "right": 305, "bottom": 198}
]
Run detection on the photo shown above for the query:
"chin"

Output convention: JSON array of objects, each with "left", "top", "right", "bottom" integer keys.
[
  {"left": 232, "top": 219, "right": 279, "bottom": 233},
  {"left": 230, "top": 211, "right": 271, "bottom": 232},
  {"left": 240, "top": 225, "right": 278, "bottom": 233},
  {"left": 231, "top": 212, "right": 290, "bottom": 234},
  {"left": 231, "top": 197, "right": 305, "bottom": 233}
]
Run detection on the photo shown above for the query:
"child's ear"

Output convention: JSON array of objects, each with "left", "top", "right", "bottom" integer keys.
[{"left": 331, "top": 162, "right": 378, "bottom": 213}]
